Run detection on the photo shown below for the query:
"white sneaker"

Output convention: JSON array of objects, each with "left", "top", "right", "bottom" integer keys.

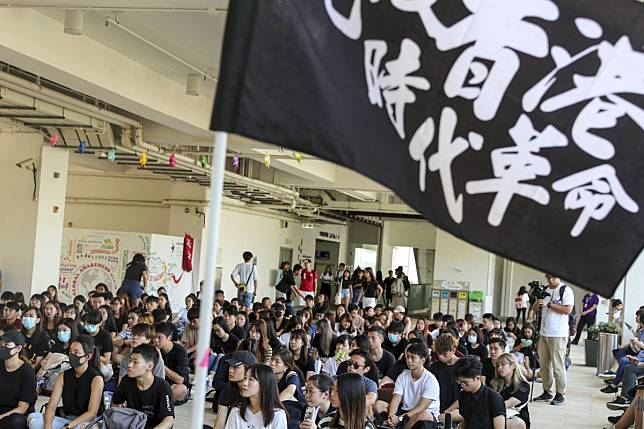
[{"left": 598, "top": 372, "right": 616, "bottom": 379}]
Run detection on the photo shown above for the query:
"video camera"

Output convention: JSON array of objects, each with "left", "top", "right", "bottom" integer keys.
[{"left": 528, "top": 280, "right": 550, "bottom": 300}]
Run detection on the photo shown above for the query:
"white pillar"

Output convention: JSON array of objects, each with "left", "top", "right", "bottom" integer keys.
[{"left": 31, "top": 145, "right": 69, "bottom": 293}]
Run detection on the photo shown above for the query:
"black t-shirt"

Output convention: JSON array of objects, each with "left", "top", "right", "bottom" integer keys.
[
  {"left": 62, "top": 366, "right": 104, "bottom": 417},
  {"left": 341, "top": 279, "right": 351, "bottom": 290},
  {"left": 91, "top": 329, "right": 113, "bottom": 355},
  {"left": 295, "top": 355, "right": 315, "bottom": 377},
  {"left": 51, "top": 339, "right": 71, "bottom": 354},
  {"left": 466, "top": 343, "right": 489, "bottom": 361},
  {"left": 364, "top": 281, "right": 378, "bottom": 298},
  {"left": 384, "top": 358, "right": 408, "bottom": 382},
  {"left": 374, "top": 349, "right": 396, "bottom": 379},
  {"left": 429, "top": 360, "right": 460, "bottom": 412},
  {"left": 124, "top": 262, "right": 147, "bottom": 281},
  {"left": 499, "top": 381, "right": 530, "bottom": 427},
  {"left": 458, "top": 384, "right": 506, "bottom": 429},
  {"left": 0, "top": 361, "right": 37, "bottom": 414},
  {"left": 383, "top": 337, "right": 407, "bottom": 360},
  {"left": 22, "top": 331, "right": 52, "bottom": 364},
  {"left": 482, "top": 358, "right": 496, "bottom": 385},
  {"left": 162, "top": 343, "right": 190, "bottom": 386},
  {"left": 112, "top": 376, "right": 174, "bottom": 429},
  {"left": 277, "top": 371, "right": 306, "bottom": 404},
  {"left": 230, "top": 326, "right": 245, "bottom": 341},
  {"left": 210, "top": 332, "right": 239, "bottom": 355}
]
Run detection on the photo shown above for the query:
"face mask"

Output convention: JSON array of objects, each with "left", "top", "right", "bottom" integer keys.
[
  {"left": 68, "top": 354, "right": 85, "bottom": 369},
  {"left": 468, "top": 335, "right": 478, "bottom": 344},
  {"left": 388, "top": 333, "right": 399, "bottom": 343},
  {"left": 58, "top": 331, "right": 71, "bottom": 343},
  {"left": 22, "top": 317, "right": 37, "bottom": 330},
  {"left": 0, "top": 346, "right": 15, "bottom": 361},
  {"left": 85, "top": 324, "right": 99, "bottom": 334}
]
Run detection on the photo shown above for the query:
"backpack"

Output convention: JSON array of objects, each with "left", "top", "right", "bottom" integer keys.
[
  {"left": 102, "top": 407, "right": 148, "bottom": 429},
  {"left": 559, "top": 285, "right": 577, "bottom": 336},
  {"left": 403, "top": 276, "right": 411, "bottom": 292}
]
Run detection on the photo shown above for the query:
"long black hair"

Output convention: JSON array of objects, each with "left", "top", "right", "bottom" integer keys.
[
  {"left": 240, "top": 364, "right": 286, "bottom": 427},
  {"left": 72, "top": 334, "right": 101, "bottom": 371},
  {"left": 128, "top": 253, "right": 146, "bottom": 267},
  {"left": 332, "top": 373, "right": 367, "bottom": 429}
]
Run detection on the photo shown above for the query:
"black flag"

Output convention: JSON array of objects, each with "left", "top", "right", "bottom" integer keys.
[{"left": 211, "top": 0, "right": 644, "bottom": 298}]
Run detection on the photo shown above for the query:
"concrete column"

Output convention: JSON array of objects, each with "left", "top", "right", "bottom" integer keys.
[{"left": 31, "top": 145, "right": 69, "bottom": 293}]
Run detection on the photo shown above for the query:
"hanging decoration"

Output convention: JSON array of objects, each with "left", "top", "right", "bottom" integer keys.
[
  {"left": 198, "top": 155, "right": 209, "bottom": 169},
  {"left": 107, "top": 148, "right": 117, "bottom": 162},
  {"left": 48, "top": 134, "right": 59, "bottom": 146},
  {"left": 293, "top": 151, "right": 302, "bottom": 163},
  {"left": 169, "top": 153, "right": 177, "bottom": 167},
  {"left": 263, "top": 153, "right": 271, "bottom": 168},
  {"left": 232, "top": 153, "right": 240, "bottom": 171},
  {"left": 139, "top": 151, "right": 148, "bottom": 168},
  {"left": 78, "top": 140, "right": 87, "bottom": 154}
]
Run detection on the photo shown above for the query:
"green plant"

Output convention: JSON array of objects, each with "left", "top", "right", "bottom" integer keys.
[{"left": 587, "top": 321, "right": 621, "bottom": 341}]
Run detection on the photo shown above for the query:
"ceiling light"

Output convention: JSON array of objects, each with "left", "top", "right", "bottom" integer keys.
[
  {"left": 64, "top": 10, "right": 85, "bottom": 35},
  {"left": 186, "top": 73, "right": 201, "bottom": 96}
]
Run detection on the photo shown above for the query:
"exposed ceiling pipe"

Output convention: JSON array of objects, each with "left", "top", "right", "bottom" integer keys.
[
  {"left": 105, "top": 17, "right": 218, "bottom": 83},
  {"left": 0, "top": 5, "right": 227, "bottom": 13},
  {"left": 0, "top": 70, "right": 142, "bottom": 130}
]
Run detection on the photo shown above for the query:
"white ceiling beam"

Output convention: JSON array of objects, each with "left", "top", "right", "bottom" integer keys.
[{"left": 0, "top": 9, "right": 214, "bottom": 136}]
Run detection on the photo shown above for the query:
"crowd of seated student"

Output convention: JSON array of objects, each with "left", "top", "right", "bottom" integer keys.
[{"left": 0, "top": 280, "right": 556, "bottom": 429}]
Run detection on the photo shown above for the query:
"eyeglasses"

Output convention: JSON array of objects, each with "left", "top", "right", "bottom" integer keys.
[
  {"left": 350, "top": 362, "right": 364, "bottom": 370},
  {"left": 457, "top": 378, "right": 476, "bottom": 387}
]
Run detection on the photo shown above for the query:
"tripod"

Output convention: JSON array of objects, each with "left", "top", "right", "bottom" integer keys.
[{"left": 529, "top": 306, "right": 543, "bottom": 402}]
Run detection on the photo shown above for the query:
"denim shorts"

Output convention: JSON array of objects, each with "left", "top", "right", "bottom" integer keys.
[{"left": 238, "top": 290, "right": 254, "bottom": 308}]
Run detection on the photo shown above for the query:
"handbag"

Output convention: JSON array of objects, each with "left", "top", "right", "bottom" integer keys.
[
  {"left": 334, "top": 292, "right": 341, "bottom": 305},
  {"left": 238, "top": 265, "right": 254, "bottom": 293},
  {"left": 102, "top": 407, "right": 147, "bottom": 429}
]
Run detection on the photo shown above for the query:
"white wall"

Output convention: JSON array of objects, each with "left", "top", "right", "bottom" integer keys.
[
  {"left": 433, "top": 229, "right": 492, "bottom": 297},
  {"left": 379, "top": 220, "right": 437, "bottom": 273},
  {"left": 31, "top": 146, "right": 69, "bottom": 291},
  {"left": 0, "top": 131, "right": 42, "bottom": 297}
]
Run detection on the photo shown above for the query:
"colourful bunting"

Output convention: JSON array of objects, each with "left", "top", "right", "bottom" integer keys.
[
  {"left": 199, "top": 155, "right": 209, "bottom": 169},
  {"left": 78, "top": 140, "right": 86, "bottom": 154},
  {"left": 263, "top": 154, "right": 271, "bottom": 168},
  {"left": 49, "top": 134, "right": 59, "bottom": 146},
  {"left": 107, "top": 148, "right": 117, "bottom": 162},
  {"left": 139, "top": 152, "right": 148, "bottom": 168},
  {"left": 232, "top": 153, "right": 240, "bottom": 171},
  {"left": 293, "top": 151, "right": 302, "bottom": 163},
  {"left": 169, "top": 153, "right": 177, "bottom": 167}
]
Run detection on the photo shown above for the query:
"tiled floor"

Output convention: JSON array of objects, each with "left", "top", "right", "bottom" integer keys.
[{"left": 35, "top": 340, "right": 620, "bottom": 429}]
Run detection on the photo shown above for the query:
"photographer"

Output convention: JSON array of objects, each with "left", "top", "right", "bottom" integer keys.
[{"left": 532, "top": 274, "right": 574, "bottom": 406}]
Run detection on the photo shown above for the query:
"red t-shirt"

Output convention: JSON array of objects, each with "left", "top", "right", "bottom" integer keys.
[{"left": 300, "top": 269, "right": 318, "bottom": 292}]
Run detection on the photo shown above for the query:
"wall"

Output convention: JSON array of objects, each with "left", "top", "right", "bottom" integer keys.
[
  {"left": 31, "top": 146, "right": 69, "bottom": 291},
  {"left": 0, "top": 131, "right": 41, "bottom": 297},
  {"left": 433, "top": 229, "right": 492, "bottom": 297},
  {"left": 379, "top": 220, "right": 437, "bottom": 273}
]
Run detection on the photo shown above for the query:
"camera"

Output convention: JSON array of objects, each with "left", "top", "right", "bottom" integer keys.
[{"left": 528, "top": 280, "right": 550, "bottom": 300}]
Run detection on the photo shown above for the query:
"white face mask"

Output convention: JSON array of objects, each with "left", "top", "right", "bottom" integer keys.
[{"left": 467, "top": 335, "right": 478, "bottom": 344}]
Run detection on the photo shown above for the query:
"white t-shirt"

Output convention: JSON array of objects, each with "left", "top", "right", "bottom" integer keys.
[
  {"left": 232, "top": 262, "right": 259, "bottom": 293},
  {"left": 393, "top": 368, "right": 440, "bottom": 417},
  {"left": 224, "top": 407, "right": 287, "bottom": 429},
  {"left": 540, "top": 283, "right": 574, "bottom": 338}
]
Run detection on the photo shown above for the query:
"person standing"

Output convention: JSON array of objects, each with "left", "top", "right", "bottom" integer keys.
[
  {"left": 231, "top": 251, "right": 258, "bottom": 312},
  {"left": 571, "top": 292, "right": 599, "bottom": 345},
  {"left": 383, "top": 270, "right": 395, "bottom": 308},
  {"left": 391, "top": 269, "right": 407, "bottom": 308},
  {"left": 118, "top": 253, "right": 148, "bottom": 308},
  {"left": 319, "top": 266, "right": 334, "bottom": 303},
  {"left": 533, "top": 273, "right": 574, "bottom": 406},
  {"left": 299, "top": 260, "right": 318, "bottom": 305},
  {"left": 514, "top": 287, "right": 529, "bottom": 327}
]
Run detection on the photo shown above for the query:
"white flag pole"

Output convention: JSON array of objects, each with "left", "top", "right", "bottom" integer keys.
[{"left": 191, "top": 130, "right": 228, "bottom": 429}]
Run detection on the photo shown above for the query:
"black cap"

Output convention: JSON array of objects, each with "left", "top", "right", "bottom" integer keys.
[
  {"left": 0, "top": 330, "right": 26, "bottom": 346},
  {"left": 225, "top": 351, "right": 256, "bottom": 367}
]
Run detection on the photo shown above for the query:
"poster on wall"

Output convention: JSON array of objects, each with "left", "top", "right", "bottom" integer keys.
[{"left": 59, "top": 229, "right": 193, "bottom": 309}]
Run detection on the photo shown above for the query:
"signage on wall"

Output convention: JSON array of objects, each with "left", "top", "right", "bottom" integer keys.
[{"left": 319, "top": 231, "right": 340, "bottom": 240}]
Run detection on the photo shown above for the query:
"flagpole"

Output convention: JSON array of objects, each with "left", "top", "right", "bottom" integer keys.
[{"left": 191, "top": 131, "right": 228, "bottom": 429}]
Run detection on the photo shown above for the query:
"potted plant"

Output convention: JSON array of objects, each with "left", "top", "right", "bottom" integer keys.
[{"left": 585, "top": 322, "right": 621, "bottom": 368}]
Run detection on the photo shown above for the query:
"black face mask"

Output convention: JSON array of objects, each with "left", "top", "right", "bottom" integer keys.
[
  {"left": 68, "top": 354, "right": 86, "bottom": 369},
  {"left": 0, "top": 346, "right": 15, "bottom": 361}
]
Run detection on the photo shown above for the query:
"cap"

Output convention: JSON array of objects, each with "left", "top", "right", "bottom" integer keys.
[
  {"left": 0, "top": 330, "right": 26, "bottom": 346},
  {"left": 393, "top": 305, "right": 406, "bottom": 314},
  {"left": 225, "top": 350, "right": 256, "bottom": 368}
]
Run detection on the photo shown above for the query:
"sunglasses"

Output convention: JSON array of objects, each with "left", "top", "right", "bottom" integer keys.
[{"left": 350, "top": 362, "right": 364, "bottom": 370}]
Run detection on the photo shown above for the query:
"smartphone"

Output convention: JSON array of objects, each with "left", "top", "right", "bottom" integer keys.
[{"left": 304, "top": 406, "right": 318, "bottom": 422}]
